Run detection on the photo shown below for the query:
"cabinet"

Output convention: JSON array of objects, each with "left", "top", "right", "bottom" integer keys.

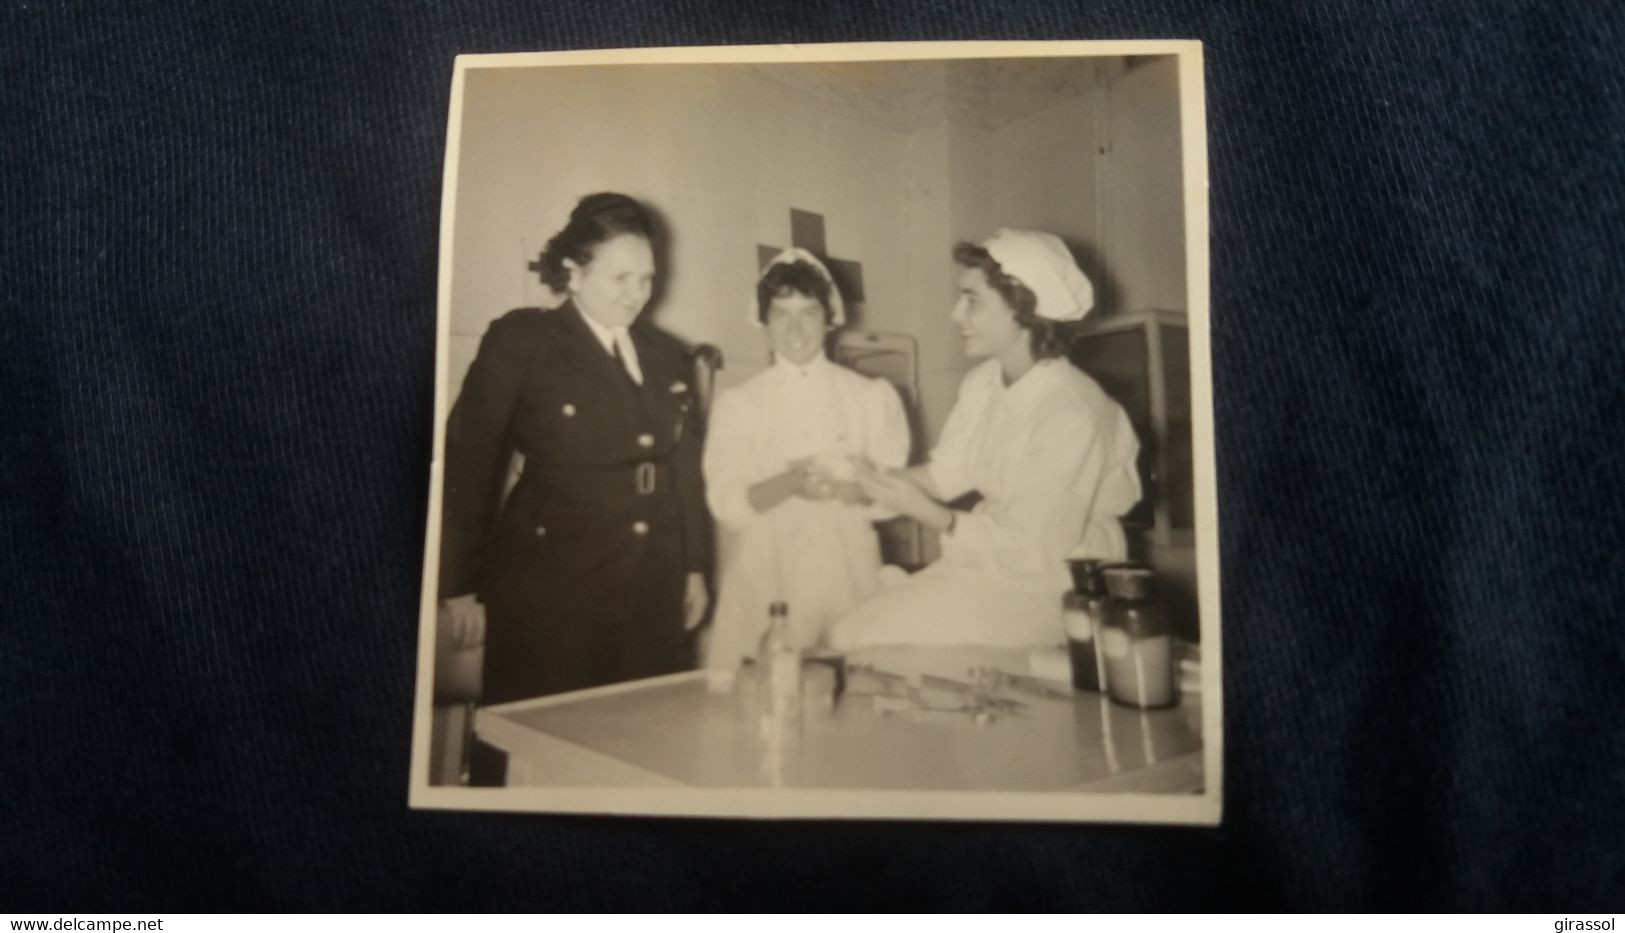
[{"left": 1069, "top": 309, "right": 1193, "bottom": 550}]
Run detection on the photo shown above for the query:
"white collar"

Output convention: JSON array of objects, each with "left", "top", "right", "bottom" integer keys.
[
  {"left": 575, "top": 305, "right": 628, "bottom": 353},
  {"left": 982, "top": 355, "right": 1061, "bottom": 398},
  {"left": 1003, "top": 357, "right": 1065, "bottom": 397},
  {"left": 771, "top": 351, "right": 832, "bottom": 379}
]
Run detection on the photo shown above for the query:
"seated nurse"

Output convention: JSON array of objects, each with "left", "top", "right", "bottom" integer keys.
[
  {"left": 830, "top": 229, "right": 1142, "bottom": 649},
  {"left": 702, "top": 248, "right": 911, "bottom": 667}
]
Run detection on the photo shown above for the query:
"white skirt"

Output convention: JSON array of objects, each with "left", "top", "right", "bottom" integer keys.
[{"left": 829, "top": 562, "right": 1066, "bottom": 650}]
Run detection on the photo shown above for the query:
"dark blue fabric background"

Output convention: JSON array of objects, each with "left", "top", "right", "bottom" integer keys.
[{"left": 3, "top": 0, "right": 1622, "bottom": 911}]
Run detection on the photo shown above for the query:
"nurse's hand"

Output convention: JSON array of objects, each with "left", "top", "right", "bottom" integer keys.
[
  {"left": 439, "top": 594, "right": 487, "bottom": 649},
  {"left": 747, "top": 458, "right": 825, "bottom": 511},
  {"left": 788, "top": 457, "right": 835, "bottom": 501},
  {"left": 828, "top": 480, "right": 872, "bottom": 506},
  {"left": 855, "top": 467, "right": 919, "bottom": 513},
  {"left": 855, "top": 465, "right": 953, "bottom": 530},
  {"left": 684, "top": 573, "right": 710, "bottom": 631}
]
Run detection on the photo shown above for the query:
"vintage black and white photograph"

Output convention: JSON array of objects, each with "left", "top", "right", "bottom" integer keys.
[{"left": 409, "top": 40, "right": 1218, "bottom": 823}]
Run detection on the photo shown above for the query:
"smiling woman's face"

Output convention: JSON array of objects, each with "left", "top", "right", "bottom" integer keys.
[
  {"left": 764, "top": 289, "right": 829, "bottom": 365},
  {"left": 565, "top": 233, "right": 655, "bottom": 329},
  {"left": 949, "top": 265, "right": 1024, "bottom": 360}
]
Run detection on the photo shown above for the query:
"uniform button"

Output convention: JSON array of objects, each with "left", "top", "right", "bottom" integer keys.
[
  {"left": 534, "top": 525, "right": 546, "bottom": 537},
  {"left": 637, "top": 433, "right": 654, "bottom": 448},
  {"left": 562, "top": 403, "right": 576, "bottom": 417},
  {"left": 632, "top": 521, "right": 649, "bottom": 535}
]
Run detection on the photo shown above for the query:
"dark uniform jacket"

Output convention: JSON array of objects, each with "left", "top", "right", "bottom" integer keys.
[{"left": 438, "top": 302, "right": 711, "bottom": 702}]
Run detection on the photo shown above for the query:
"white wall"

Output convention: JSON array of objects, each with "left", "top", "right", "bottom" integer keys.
[
  {"left": 1100, "top": 56, "right": 1187, "bottom": 317},
  {"left": 991, "top": 94, "right": 1100, "bottom": 257}
]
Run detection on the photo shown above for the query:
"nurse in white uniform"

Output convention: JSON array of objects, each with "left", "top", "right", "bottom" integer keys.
[
  {"left": 831, "top": 229, "right": 1141, "bottom": 649},
  {"left": 702, "top": 248, "right": 911, "bottom": 667}
]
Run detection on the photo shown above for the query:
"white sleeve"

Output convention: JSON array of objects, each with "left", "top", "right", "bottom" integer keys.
[
  {"left": 702, "top": 387, "right": 764, "bottom": 531},
  {"left": 1074, "top": 410, "right": 1143, "bottom": 559},
  {"left": 925, "top": 371, "right": 979, "bottom": 502},
  {"left": 939, "top": 409, "right": 1114, "bottom": 576}
]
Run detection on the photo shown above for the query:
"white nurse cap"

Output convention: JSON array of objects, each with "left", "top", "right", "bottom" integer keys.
[
  {"left": 750, "top": 247, "right": 847, "bottom": 328},
  {"left": 980, "top": 229, "right": 1094, "bottom": 322}
]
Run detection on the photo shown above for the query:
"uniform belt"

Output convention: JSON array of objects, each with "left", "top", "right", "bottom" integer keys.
[
  {"left": 526, "top": 459, "right": 673, "bottom": 497},
  {"left": 634, "top": 461, "right": 658, "bottom": 496}
]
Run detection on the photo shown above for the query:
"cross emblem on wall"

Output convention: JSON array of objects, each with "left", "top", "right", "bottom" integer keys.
[{"left": 758, "top": 208, "right": 864, "bottom": 319}]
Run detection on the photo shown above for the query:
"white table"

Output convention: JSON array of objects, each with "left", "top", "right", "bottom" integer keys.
[{"left": 477, "top": 645, "right": 1203, "bottom": 794}]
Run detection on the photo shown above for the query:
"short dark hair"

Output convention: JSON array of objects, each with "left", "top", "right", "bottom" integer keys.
[
  {"left": 756, "top": 259, "right": 836, "bottom": 325},
  {"left": 952, "top": 242, "right": 1067, "bottom": 359},
  {"left": 533, "top": 193, "right": 654, "bottom": 292}
]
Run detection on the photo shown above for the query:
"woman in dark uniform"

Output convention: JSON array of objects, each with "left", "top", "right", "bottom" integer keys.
[{"left": 437, "top": 192, "right": 711, "bottom": 705}]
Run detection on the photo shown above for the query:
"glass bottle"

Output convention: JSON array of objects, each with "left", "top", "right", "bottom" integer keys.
[
  {"left": 1100, "top": 565, "right": 1176, "bottom": 710},
  {"left": 756, "top": 601, "right": 802, "bottom": 747},
  {"left": 1063, "top": 559, "right": 1109, "bottom": 691}
]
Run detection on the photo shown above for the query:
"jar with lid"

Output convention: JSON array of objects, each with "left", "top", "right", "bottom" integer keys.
[
  {"left": 1061, "top": 592, "right": 1101, "bottom": 691},
  {"left": 1099, "top": 565, "right": 1176, "bottom": 710}
]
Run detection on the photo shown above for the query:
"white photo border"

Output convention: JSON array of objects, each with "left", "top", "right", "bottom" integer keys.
[{"left": 408, "top": 39, "right": 1219, "bottom": 825}]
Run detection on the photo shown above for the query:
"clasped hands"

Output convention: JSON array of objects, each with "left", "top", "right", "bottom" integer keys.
[
  {"left": 785, "top": 456, "right": 943, "bottom": 523},
  {"left": 852, "top": 459, "right": 954, "bottom": 531},
  {"left": 784, "top": 455, "right": 871, "bottom": 506},
  {"left": 755, "top": 456, "right": 951, "bottom": 531}
]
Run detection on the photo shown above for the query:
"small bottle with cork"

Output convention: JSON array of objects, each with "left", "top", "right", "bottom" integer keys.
[
  {"left": 756, "top": 601, "right": 803, "bottom": 747},
  {"left": 1063, "top": 558, "right": 1110, "bottom": 692}
]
